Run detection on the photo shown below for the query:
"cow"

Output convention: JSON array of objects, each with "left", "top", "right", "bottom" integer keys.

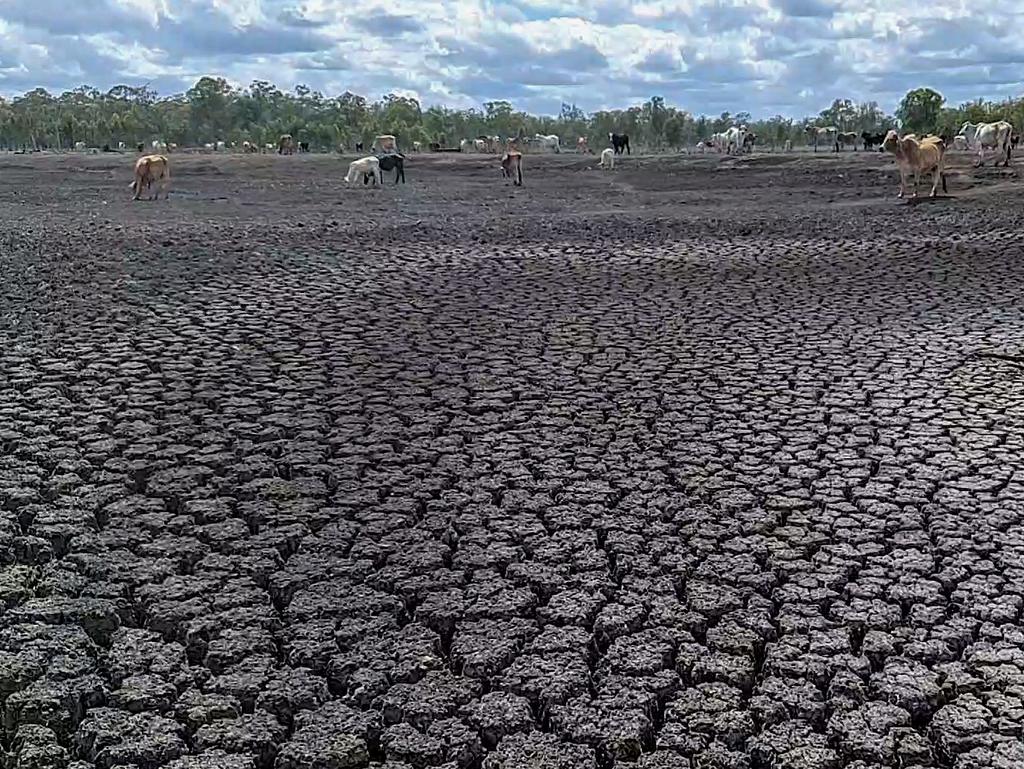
[
  {"left": 370, "top": 153, "right": 405, "bottom": 184},
  {"left": 474, "top": 138, "right": 486, "bottom": 152},
  {"left": 783, "top": 139, "right": 793, "bottom": 152},
  {"left": 298, "top": 141, "right": 310, "bottom": 153},
  {"left": 501, "top": 151, "right": 523, "bottom": 185},
  {"left": 577, "top": 137, "right": 589, "bottom": 154},
  {"left": 74, "top": 141, "right": 86, "bottom": 152},
  {"left": 861, "top": 131, "right": 886, "bottom": 151},
  {"left": 278, "top": 134, "right": 296, "bottom": 154},
  {"left": 805, "top": 125, "right": 839, "bottom": 152},
  {"left": 533, "top": 134, "right": 560, "bottom": 153},
  {"left": 957, "top": 121, "right": 1013, "bottom": 167},
  {"left": 460, "top": 139, "right": 473, "bottom": 153},
  {"left": 599, "top": 147, "right": 615, "bottom": 170},
  {"left": 130, "top": 154, "right": 170, "bottom": 201},
  {"left": 1013, "top": 133, "right": 1021, "bottom": 150},
  {"left": 838, "top": 132, "right": 859, "bottom": 151},
  {"left": 216, "top": 140, "right": 226, "bottom": 152},
  {"left": 242, "top": 141, "right": 257, "bottom": 153},
  {"left": 203, "top": 143, "right": 215, "bottom": 152},
  {"left": 742, "top": 132, "right": 757, "bottom": 154},
  {"left": 412, "top": 141, "right": 422, "bottom": 152},
  {"left": 355, "top": 142, "right": 364, "bottom": 152},
  {"left": 152, "top": 140, "right": 168, "bottom": 153},
  {"left": 373, "top": 135, "right": 397, "bottom": 153},
  {"left": 724, "top": 126, "right": 747, "bottom": 155},
  {"left": 953, "top": 136, "right": 969, "bottom": 151},
  {"left": 346, "top": 156, "right": 382, "bottom": 185},
  {"left": 882, "top": 130, "right": 946, "bottom": 199},
  {"left": 696, "top": 141, "right": 707, "bottom": 154},
  {"left": 609, "top": 133, "right": 630, "bottom": 155},
  {"left": 117, "top": 141, "right": 126, "bottom": 151},
  {"left": 137, "top": 142, "right": 145, "bottom": 153}
]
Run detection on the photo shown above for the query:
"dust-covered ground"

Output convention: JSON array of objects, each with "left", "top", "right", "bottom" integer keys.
[{"left": 2, "top": 149, "right": 1024, "bottom": 769}]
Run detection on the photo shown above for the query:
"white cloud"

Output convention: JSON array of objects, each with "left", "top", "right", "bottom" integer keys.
[{"left": 0, "top": 0, "right": 1019, "bottom": 117}]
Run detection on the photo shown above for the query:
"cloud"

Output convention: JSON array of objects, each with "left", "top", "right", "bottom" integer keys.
[{"left": 0, "top": 0, "right": 1020, "bottom": 118}]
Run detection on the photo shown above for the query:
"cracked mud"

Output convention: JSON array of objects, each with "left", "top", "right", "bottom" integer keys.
[{"left": 1, "top": 150, "right": 1023, "bottom": 769}]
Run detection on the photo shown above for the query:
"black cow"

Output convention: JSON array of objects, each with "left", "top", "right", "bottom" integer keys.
[
  {"left": 354, "top": 142, "right": 364, "bottom": 152},
  {"left": 364, "top": 153, "right": 405, "bottom": 185},
  {"left": 609, "top": 133, "right": 631, "bottom": 155},
  {"left": 861, "top": 131, "right": 887, "bottom": 151},
  {"left": 136, "top": 142, "right": 145, "bottom": 153},
  {"left": 298, "top": 141, "right": 310, "bottom": 153}
]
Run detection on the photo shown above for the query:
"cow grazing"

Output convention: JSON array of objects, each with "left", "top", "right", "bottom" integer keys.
[
  {"left": 609, "top": 133, "right": 630, "bottom": 155},
  {"left": 805, "top": 125, "right": 839, "bottom": 152},
  {"left": 957, "top": 121, "right": 1013, "bottom": 167},
  {"left": 501, "top": 151, "right": 523, "bottom": 185},
  {"left": 838, "top": 132, "right": 859, "bottom": 151},
  {"left": 598, "top": 147, "right": 615, "bottom": 170},
  {"left": 861, "top": 131, "right": 886, "bottom": 151},
  {"left": 130, "top": 154, "right": 170, "bottom": 201},
  {"left": 346, "top": 156, "right": 382, "bottom": 185},
  {"left": 882, "top": 130, "right": 946, "bottom": 198},
  {"left": 533, "top": 134, "right": 560, "bottom": 153}
]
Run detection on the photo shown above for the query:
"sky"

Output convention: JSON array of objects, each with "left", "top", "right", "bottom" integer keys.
[{"left": 0, "top": 0, "right": 1021, "bottom": 118}]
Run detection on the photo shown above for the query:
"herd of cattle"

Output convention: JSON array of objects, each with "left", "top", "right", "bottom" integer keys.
[{"left": 125, "top": 120, "right": 1019, "bottom": 200}]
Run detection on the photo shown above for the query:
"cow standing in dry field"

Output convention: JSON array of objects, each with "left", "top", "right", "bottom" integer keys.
[
  {"left": 278, "top": 134, "right": 296, "bottom": 155},
  {"left": 373, "top": 134, "right": 398, "bottom": 153},
  {"left": 130, "top": 154, "right": 170, "bottom": 200},
  {"left": 501, "top": 151, "right": 523, "bottom": 186},
  {"left": 805, "top": 125, "right": 839, "bottom": 152},
  {"left": 599, "top": 148, "right": 615, "bottom": 170},
  {"left": 882, "top": 130, "right": 946, "bottom": 198},
  {"left": 837, "top": 131, "right": 859, "bottom": 151},
  {"left": 957, "top": 121, "right": 1013, "bottom": 167}
]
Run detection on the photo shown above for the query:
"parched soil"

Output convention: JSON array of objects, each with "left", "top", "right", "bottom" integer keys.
[{"left": 2, "top": 149, "right": 1024, "bottom": 769}]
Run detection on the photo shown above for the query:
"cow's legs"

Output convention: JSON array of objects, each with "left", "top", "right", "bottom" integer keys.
[{"left": 897, "top": 169, "right": 907, "bottom": 198}]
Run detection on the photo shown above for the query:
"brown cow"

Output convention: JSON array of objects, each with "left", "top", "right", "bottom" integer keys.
[
  {"left": 500, "top": 151, "right": 523, "bottom": 186},
  {"left": 130, "top": 154, "right": 170, "bottom": 200},
  {"left": 278, "top": 134, "right": 296, "bottom": 155}
]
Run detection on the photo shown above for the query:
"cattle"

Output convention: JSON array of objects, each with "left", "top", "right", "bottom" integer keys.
[
  {"left": 137, "top": 142, "right": 145, "bottom": 153},
  {"left": 373, "top": 134, "right": 397, "bottom": 153},
  {"left": 957, "top": 121, "right": 1013, "bottom": 167},
  {"left": 371, "top": 153, "right": 405, "bottom": 184},
  {"left": 278, "top": 134, "right": 296, "bottom": 155},
  {"left": 151, "top": 140, "right": 168, "bottom": 153},
  {"left": 805, "top": 125, "right": 839, "bottom": 152},
  {"left": 861, "top": 131, "right": 886, "bottom": 151},
  {"left": 1013, "top": 133, "right": 1021, "bottom": 150},
  {"left": 710, "top": 132, "right": 729, "bottom": 153},
  {"left": 242, "top": 141, "right": 257, "bottom": 153},
  {"left": 74, "top": 141, "right": 86, "bottom": 152},
  {"left": 346, "top": 156, "right": 382, "bottom": 185},
  {"left": 428, "top": 142, "right": 442, "bottom": 152},
  {"left": 577, "top": 137, "right": 589, "bottom": 154},
  {"left": 609, "top": 133, "right": 630, "bottom": 155},
  {"left": 216, "top": 140, "right": 226, "bottom": 152},
  {"left": 838, "top": 132, "right": 859, "bottom": 151},
  {"left": 460, "top": 139, "right": 473, "bottom": 153},
  {"left": 501, "top": 151, "right": 523, "bottom": 185},
  {"left": 783, "top": 139, "right": 793, "bottom": 152},
  {"left": 474, "top": 138, "right": 486, "bottom": 152},
  {"left": 742, "top": 132, "right": 757, "bottom": 154},
  {"left": 130, "top": 154, "right": 170, "bottom": 201},
  {"left": 533, "top": 134, "right": 560, "bottom": 153},
  {"left": 953, "top": 136, "right": 969, "bottom": 151},
  {"left": 599, "top": 147, "right": 615, "bottom": 170},
  {"left": 882, "top": 130, "right": 946, "bottom": 199},
  {"left": 298, "top": 141, "right": 310, "bottom": 153},
  {"left": 203, "top": 143, "right": 215, "bottom": 152},
  {"left": 696, "top": 141, "right": 707, "bottom": 154},
  {"left": 724, "top": 126, "right": 747, "bottom": 155},
  {"left": 355, "top": 142, "right": 364, "bottom": 152},
  {"left": 265, "top": 143, "right": 275, "bottom": 152},
  {"left": 117, "top": 142, "right": 126, "bottom": 151},
  {"left": 412, "top": 141, "right": 422, "bottom": 152}
]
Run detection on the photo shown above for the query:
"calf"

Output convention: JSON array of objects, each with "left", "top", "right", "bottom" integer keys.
[
  {"left": 130, "top": 154, "right": 170, "bottom": 200},
  {"left": 609, "top": 133, "right": 630, "bottom": 155},
  {"left": 501, "top": 151, "right": 523, "bottom": 186},
  {"left": 366, "top": 153, "right": 405, "bottom": 184},
  {"left": 882, "top": 130, "right": 946, "bottom": 198},
  {"left": 346, "top": 156, "right": 382, "bottom": 185}
]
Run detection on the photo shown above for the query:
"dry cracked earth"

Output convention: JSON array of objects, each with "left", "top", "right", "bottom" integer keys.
[{"left": 1, "top": 149, "right": 1024, "bottom": 769}]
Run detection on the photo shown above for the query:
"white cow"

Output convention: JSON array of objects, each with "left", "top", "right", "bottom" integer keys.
[
  {"left": 152, "top": 140, "right": 167, "bottom": 153},
  {"left": 460, "top": 139, "right": 472, "bottom": 153},
  {"left": 203, "top": 143, "right": 215, "bottom": 151},
  {"left": 533, "top": 134, "right": 560, "bottom": 153},
  {"left": 599, "top": 147, "right": 615, "bottom": 170},
  {"left": 695, "top": 141, "right": 707, "bottom": 154},
  {"left": 345, "top": 156, "right": 382, "bottom": 185},
  {"left": 412, "top": 141, "right": 422, "bottom": 152},
  {"left": 953, "top": 135, "right": 968, "bottom": 151},
  {"left": 474, "top": 138, "right": 486, "bottom": 152},
  {"left": 216, "top": 141, "right": 226, "bottom": 152},
  {"left": 805, "top": 125, "right": 839, "bottom": 152},
  {"left": 784, "top": 139, "right": 793, "bottom": 152},
  {"left": 74, "top": 141, "right": 86, "bottom": 152},
  {"left": 724, "top": 126, "right": 747, "bottom": 155},
  {"left": 957, "top": 121, "right": 1013, "bottom": 167}
]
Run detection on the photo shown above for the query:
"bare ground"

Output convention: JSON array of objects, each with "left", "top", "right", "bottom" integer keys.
[{"left": 1, "top": 149, "right": 1024, "bottom": 769}]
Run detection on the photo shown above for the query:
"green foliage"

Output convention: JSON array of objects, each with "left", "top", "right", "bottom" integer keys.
[
  {"left": 896, "top": 88, "right": 945, "bottom": 134},
  {"left": 0, "top": 78, "right": 1015, "bottom": 151}
]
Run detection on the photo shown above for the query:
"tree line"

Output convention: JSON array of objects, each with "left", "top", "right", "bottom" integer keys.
[{"left": 0, "top": 77, "right": 1019, "bottom": 152}]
